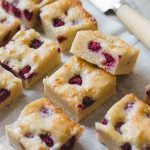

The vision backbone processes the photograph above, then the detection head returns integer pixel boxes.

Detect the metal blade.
[89,0,121,12]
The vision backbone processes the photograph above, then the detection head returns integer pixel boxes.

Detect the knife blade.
[91,0,121,12]
[88,0,150,49]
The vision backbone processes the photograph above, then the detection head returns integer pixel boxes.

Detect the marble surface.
[0,0,150,149]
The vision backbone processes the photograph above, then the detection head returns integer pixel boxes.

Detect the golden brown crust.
[21,98,68,118]
[17,0,55,9]
[21,98,83,137]
[54,0,96,24]
[41,0,97,26]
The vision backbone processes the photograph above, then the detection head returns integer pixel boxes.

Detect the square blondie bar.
[0,29,60,89]
[44,56,116,122]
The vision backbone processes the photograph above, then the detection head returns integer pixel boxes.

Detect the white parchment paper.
[0,0,150,149]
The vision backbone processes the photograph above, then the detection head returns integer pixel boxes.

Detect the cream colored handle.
[116,4,150,49]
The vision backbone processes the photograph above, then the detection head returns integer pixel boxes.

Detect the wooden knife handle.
[116,4,150,49]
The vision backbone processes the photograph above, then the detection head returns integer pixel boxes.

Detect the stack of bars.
[0,0,144,150]
[44,30,139,122]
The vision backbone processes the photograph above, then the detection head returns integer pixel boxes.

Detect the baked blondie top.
[6,98,83,150]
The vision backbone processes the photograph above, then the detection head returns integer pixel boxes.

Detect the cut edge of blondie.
[0,66,23,110]
[70,30,139,75]
[44,78,116,122]
[0,78,23,110]
[23,51,61,89]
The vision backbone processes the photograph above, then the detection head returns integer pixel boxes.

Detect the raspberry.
[101,118,108,125]
[88,40,101,52]
[53,18,65,27]
[120,143,132,150]
[60,136,76,150]
[102,52,115,67]
[40,133,54,147]
[82,96,95,109]
[125,102,134,111]
[29,39,43,49]
[2,0,10,12]
[69,75,82,86]
[115,122,124,134]
[11,5,22,18]
[0,89,10,103]
[23,9,33,21]
[57,35,67,43]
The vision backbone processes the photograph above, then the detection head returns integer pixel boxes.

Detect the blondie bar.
[71,30,139,75]
[44,56,116,122]
[6,98,83,150]
[40,0,97,52]
[0,29,60,89]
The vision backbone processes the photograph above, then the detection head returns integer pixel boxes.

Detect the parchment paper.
[0,0,150,149]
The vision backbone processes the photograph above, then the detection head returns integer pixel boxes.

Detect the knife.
[89,0,150,49]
